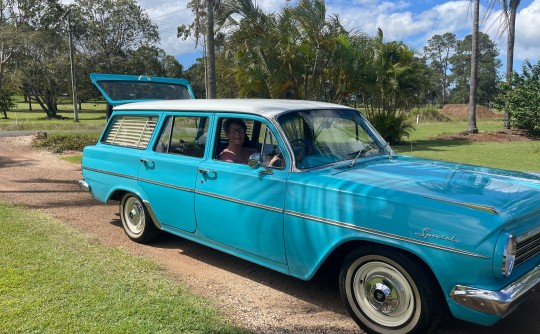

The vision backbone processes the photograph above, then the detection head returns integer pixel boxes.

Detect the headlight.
[502,234,516,276]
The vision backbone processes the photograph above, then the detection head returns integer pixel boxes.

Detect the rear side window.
[155,116,209,158]
[102,115,158,149]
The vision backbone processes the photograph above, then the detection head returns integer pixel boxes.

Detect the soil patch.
[441,104,498,118]
[436,128,539,142]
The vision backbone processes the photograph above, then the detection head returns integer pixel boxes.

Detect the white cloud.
[514,0,540,64]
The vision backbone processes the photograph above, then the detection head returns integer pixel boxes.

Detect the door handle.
[139,158,154,164]
[198,168,216,174]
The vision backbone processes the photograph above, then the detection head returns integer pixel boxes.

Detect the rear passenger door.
[138,113,211,233]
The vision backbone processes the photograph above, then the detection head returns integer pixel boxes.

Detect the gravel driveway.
[1,135,539,334]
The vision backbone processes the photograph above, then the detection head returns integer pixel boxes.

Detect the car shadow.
[108,217,540,334]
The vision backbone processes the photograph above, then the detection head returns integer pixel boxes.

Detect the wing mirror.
[248,153,273,175]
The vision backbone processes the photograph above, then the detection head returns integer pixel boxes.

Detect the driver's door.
[194,115,289,269]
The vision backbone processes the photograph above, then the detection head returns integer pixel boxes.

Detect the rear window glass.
[102,115,158,149]
[97,81,192,101]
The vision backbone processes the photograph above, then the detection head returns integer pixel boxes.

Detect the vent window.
[102,116,158,149]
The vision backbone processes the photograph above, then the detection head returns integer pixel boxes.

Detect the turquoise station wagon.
[80,76,540,334]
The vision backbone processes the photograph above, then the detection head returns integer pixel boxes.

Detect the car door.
[194,115,289,266]
[138,113,211,233]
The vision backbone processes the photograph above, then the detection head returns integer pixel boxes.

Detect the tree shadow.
[0,156,37,169]
[394,138,472,153]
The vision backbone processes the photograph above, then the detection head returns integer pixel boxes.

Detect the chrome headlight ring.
[502,234,516,277]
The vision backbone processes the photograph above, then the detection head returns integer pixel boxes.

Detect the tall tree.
[178,0,227,98]
[448,33,501,106]
[206,0,216,98]
[501,0,522,129]
[424,33,457,105]
[468,0,480,134]
[12,0,68,118]
[72,0,159,73]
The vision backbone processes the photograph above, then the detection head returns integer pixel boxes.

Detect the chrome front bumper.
[450,264,540,317]
[78,180,90,192]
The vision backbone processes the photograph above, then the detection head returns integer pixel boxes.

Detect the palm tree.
[501,0,522,128]
[206,0,216,98]
[467,0,479,134]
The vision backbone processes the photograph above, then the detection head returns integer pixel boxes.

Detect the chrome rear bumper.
[78,180,90,192]
[450,264,540,317]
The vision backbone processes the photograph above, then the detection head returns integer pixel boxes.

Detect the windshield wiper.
[382,142,393,159]
[349,148,366,167]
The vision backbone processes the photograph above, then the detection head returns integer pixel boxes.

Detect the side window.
[155,116,209,158]
[259,124,286,169]
[102,115,158,149]
[214,118,256,163]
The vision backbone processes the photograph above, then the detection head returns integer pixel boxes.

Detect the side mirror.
[248,153,273,175]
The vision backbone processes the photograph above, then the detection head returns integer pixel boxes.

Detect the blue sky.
[138,1,540,71]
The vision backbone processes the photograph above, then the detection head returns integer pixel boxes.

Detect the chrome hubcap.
[124,197,144,234]
[353,261,414,327]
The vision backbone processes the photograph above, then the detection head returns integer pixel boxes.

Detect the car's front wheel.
[119,193,159,243]
[339,246,443,334]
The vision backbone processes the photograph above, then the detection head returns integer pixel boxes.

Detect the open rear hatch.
[90,73,195,106]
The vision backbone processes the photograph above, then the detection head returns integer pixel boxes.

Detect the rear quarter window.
[102,115,158,149]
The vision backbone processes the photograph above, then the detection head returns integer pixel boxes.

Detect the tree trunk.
[504,0,520,129]
[467,0,479,134]
[206,0,217,99]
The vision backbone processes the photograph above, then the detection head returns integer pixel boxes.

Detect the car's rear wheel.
[339,246,442,334]
[119,193,159,243]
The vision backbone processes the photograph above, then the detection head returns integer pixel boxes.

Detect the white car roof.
[114,99,354,118]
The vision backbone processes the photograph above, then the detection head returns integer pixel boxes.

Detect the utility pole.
[64,8,79,122]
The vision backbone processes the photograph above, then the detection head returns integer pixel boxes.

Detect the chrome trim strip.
[195,190,283,213]
[82,166,138,181]
[142,200,162,229]
[422,196,499,215]
[138,178,194,193]
[450,264,540,316]
[285,210,489,259]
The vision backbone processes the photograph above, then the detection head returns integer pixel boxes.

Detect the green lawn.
[0,202,246,334]
[393,119,540,172]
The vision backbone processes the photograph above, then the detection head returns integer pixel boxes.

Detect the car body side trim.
[423,196,499,215]
[285,210,489,259]
[83,166,138,181]
[195,190,283,213]
[84,167,488,259]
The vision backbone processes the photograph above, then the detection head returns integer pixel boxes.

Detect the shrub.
[33,133,99,153]
[413,107,451,122]
[368,112,415,144]
[495,60,540,132]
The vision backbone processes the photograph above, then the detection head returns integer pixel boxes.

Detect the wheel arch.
[320,240,447,302]
[108,188,161,230]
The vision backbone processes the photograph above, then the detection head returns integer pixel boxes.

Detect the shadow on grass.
[394,138,472,153]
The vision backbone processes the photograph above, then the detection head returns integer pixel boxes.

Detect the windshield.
[278,109,389,169]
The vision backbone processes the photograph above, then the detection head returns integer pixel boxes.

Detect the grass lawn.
[0,202,246,334]
[393,119,540,172]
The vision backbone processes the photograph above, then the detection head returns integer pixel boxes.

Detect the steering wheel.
[290,138,309,162]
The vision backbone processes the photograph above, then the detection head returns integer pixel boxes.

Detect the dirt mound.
[441,104,498,118]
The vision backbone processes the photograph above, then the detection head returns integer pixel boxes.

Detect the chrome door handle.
[198,168,216,174]
[139,158,154,164]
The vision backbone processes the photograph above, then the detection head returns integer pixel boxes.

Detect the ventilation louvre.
[103,116,158,149]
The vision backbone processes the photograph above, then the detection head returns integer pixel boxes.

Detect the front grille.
[515,228,540,266]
